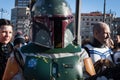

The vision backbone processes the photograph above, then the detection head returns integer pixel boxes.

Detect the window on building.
[83,18,85,21]
[86,22,89,25]
[87,18,89,21]
[95,19,98,21]
[91,18,93,21]
[82,36,84,39]
[86,36,89,38]
[100,19,102,21]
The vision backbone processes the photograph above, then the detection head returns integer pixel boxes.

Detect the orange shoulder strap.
[2,57,19,80]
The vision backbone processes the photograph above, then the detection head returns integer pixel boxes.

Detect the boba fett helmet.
[31,0,75,48]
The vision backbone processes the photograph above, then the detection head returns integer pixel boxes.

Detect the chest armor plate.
[23,55,83,80]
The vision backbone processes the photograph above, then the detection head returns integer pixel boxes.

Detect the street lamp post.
[103,0,106,22]
[75,0,81,45]
[0,8,7,18]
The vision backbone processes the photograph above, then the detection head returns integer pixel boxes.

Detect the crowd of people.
[0,16,120,80]
[0,19,120,80]
[0,2,120,79]
[0,18,120,80]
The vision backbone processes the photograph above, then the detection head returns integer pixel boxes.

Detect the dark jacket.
[0,42,13,79]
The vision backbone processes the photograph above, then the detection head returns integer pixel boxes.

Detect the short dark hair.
[0,18,13,28]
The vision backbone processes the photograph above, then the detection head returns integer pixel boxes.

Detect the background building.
[111,17,120,38]
[80,11,114,41]
[15,0,30,7]
[11,0,30,36]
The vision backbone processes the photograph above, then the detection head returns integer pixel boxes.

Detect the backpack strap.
[14,48,24,70]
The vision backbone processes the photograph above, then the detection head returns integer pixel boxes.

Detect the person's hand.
[94,59,114,74]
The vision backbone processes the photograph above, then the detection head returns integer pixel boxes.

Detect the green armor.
[23,55,84,80]
[18,0,86,79]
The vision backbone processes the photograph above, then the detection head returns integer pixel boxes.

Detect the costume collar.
[21,43,81,53]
